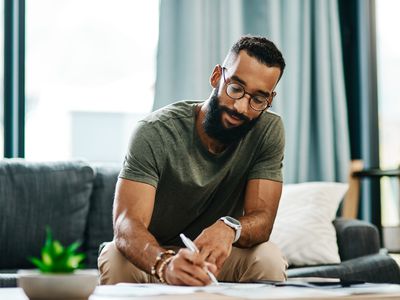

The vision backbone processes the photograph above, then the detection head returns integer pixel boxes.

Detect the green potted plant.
[29,227,86,273]
[17,228,98,300]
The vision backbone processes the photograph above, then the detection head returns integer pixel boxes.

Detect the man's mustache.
[219,106,250,122]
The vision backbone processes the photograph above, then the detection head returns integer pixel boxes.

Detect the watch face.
[220,216,241,243]
[225,216,240,226]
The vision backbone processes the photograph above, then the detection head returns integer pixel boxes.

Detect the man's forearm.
[236,210,275,248]
[114,217,165,274]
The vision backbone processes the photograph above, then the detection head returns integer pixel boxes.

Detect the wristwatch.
[219,216,242,243]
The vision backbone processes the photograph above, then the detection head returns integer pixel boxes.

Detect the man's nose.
[233,94,250,114]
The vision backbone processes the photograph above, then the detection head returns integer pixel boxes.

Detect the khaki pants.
[98,241,288,284]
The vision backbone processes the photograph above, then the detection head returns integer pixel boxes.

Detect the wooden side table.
[352,167,400,246]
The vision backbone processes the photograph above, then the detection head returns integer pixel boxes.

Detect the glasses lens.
[226,83,244,99]
[250,96,269,110]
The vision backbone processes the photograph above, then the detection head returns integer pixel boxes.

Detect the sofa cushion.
[270,182,348,266]
[0,271,18,287]
[84,163,120,268]
[0,159,94,269]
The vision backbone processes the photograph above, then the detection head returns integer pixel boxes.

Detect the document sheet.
[92,282,400,299]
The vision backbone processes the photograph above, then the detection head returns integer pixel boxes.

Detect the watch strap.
[219,216,241,243]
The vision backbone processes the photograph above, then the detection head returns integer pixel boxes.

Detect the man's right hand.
[164,249,217,286]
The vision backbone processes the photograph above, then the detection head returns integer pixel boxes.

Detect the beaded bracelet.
[150,250,176,280]
[157,255,174,284]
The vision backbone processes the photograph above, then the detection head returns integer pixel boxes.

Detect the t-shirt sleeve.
[247,116,285,182]
[119,121,164,188]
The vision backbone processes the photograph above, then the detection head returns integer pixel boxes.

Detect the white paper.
[93,285,163,297]
[216,285,348,299]
[92,282,400,299]
[93,282,266,297]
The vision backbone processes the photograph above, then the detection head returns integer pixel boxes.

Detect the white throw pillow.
[269,182,348,266]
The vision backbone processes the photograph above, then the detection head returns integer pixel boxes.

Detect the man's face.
[203,51,281,144]
[203,88,259,144]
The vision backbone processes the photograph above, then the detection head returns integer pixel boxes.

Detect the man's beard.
[202,89,260,145]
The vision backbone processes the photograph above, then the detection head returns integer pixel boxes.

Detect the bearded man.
[99,35,288,285]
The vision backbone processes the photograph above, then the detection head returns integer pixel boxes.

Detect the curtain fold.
[154,0,350,183]
[154,0,245,109]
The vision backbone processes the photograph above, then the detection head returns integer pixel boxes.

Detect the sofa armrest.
[287,253,400,283]
[334,217,381,261]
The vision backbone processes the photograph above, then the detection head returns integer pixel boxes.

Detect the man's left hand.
[193,220,235,272]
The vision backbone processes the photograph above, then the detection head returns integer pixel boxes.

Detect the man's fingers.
[205,249,226,270]
[175,270,209,286]
[204,250,216,264]
[215,254,226,271]
[169,266,208,286]
[197,246,212,262]
[204,261,218,275]
[169,252,212,286]
[197,241,231,266]
[179,263,211,285]
[179,249,206,267]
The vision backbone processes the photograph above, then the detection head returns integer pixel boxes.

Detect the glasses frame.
[221,67,275,111]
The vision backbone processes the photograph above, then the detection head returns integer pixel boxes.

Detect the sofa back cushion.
[0,159,94,269]
[84,163,119,268]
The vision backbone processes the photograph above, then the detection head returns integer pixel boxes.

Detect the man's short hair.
[227,35,286,79]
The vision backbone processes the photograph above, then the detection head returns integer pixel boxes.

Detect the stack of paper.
[92,281,400,299]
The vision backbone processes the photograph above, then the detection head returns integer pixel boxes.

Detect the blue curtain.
[154,0,350,183]
[154,0,245,108]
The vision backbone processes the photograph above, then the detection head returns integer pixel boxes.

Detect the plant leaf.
[28,227,86,273]
[66,241,82,254]
[66,254,86,269]
[29,257,50,272]
[52,240,64,256]
[41,251,52,266]
[44,226,53,249]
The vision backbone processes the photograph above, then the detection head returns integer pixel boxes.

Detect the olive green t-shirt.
[120,100,285,245]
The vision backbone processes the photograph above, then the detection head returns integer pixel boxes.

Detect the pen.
[179,233,219,285]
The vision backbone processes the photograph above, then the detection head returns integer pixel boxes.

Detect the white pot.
[17,269,98,300]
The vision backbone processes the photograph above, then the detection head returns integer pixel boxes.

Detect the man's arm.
[113,178,215,285]
[194,178,282,270]
[113,178,161,273]
[236,178,282,247]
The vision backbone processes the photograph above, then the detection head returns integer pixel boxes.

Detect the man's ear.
[209,64,222,88]
[268,92,277,108]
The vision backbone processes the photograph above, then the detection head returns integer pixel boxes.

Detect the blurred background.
[1,0,399,237]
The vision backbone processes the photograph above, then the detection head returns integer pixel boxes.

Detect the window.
[376,0,400,226]
[25,0,159,162]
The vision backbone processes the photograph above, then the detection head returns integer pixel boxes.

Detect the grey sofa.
[1,159,399,287]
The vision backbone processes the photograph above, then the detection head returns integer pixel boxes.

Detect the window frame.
[4,0,25,158]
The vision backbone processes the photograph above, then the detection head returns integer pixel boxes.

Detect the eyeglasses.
[222,67,275,111]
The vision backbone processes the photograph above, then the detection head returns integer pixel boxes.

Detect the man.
[99,35,287,285]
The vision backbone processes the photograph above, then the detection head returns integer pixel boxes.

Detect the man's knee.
[98,241,125,284]
[98,241,150,284]
[239,241,288,282]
